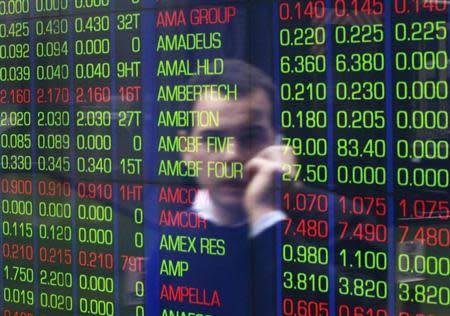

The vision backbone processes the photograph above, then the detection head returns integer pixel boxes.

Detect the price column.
[331,0,390,314]
[277,1,331,315]
[0,183,35,316]
[34,14,71,175]
[73,2,116,315]
[75,181,115,316]
[73,12,113,179]
[392,1,450,315]
[0,3,35,315]
[32,3,75,312]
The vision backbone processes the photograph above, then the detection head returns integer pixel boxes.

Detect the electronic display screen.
[0,0,448,315]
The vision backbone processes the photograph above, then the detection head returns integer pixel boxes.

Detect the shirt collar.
[192,189,246,227]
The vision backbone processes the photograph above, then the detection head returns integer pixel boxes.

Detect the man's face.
[184,88,275,211]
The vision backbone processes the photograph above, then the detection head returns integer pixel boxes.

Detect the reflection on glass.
[0,1,448,316]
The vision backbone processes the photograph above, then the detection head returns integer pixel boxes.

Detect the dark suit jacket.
[159,219,278,316]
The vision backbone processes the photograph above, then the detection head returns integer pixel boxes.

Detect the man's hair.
[188,59,274,99]
[184,59,275,132]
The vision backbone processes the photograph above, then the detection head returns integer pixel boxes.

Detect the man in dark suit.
[160,59,388,316]
[160,60,290,316]
[181,60,290,236]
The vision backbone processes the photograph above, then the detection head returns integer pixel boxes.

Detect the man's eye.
[201,131,225,138]
[239,132,265,146]
[238,134,252,145]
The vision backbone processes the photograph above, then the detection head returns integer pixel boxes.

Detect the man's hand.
[244,145,295,226]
